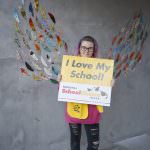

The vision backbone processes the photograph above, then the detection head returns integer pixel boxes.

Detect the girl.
[58,36,114,150]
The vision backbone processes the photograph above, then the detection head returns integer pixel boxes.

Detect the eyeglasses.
[80,46,94,52]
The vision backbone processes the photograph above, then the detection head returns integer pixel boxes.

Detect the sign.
[58,55,114,106]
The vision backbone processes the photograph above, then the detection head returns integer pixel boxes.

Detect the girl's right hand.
[57,74,62,82]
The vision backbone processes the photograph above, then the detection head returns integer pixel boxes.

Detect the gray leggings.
[69,123,100,150]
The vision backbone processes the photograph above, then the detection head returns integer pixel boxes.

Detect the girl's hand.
[110,78,115,87]
[57,74,62,82]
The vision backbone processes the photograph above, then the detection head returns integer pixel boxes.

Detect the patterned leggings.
[69,123,100,150]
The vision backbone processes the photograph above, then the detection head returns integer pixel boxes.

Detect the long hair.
[74,36,99,58]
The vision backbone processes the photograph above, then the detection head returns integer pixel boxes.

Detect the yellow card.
[61,55,114,86]
[58,55,114,106]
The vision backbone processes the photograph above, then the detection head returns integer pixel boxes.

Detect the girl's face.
[79,41,94,57]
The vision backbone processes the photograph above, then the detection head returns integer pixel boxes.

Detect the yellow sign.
[61,55,114,86]
[58,55,114,106]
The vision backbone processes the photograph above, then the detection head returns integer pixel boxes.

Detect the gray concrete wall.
[0,0,150,149]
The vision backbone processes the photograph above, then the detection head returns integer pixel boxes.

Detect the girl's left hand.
[110,78,115,87]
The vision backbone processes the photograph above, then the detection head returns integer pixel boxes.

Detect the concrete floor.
[102,134,150,150]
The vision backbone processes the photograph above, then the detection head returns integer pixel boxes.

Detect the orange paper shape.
[34,43,41,54]
[56,35,62,46]
[29,18,36,31]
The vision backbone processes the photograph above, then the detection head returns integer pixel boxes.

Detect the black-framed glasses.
[80,46,94,52]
